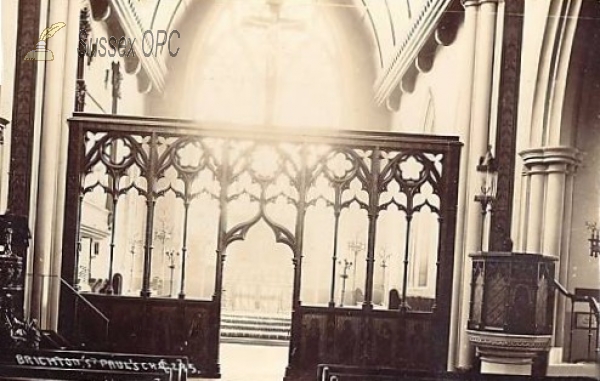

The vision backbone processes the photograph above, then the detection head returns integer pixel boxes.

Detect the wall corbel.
[385,84,402,112]
[89,0,110,22]
[435,0,464,46]
[137,69,153,95]
[86,0,166,95]
[124,51,141,75]
[415,37,438,73]
[400,62,418,93]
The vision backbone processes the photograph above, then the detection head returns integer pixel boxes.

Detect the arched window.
[182,1,343,129]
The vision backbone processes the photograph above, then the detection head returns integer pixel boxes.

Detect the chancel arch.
[152,0,389,131]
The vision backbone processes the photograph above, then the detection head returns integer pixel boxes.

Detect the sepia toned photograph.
[0,0,598,380]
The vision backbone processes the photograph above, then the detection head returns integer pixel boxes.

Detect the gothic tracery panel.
[63,115,461,375]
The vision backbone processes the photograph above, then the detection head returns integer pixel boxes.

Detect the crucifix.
[165,250,179,297]
[348,236,365,304]
[128,237,143,293]
[243,0,304,126]
[338,259,353,307]
[154,212,172,295]
[378,247,392,301]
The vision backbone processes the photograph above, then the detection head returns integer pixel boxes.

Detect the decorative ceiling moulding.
[124,52,142,75]
[137,69,153,95]
[374,0,464,105]
[415,37,438,73]
[435,0,464,46]
[87,0,166,94]
[385,85,402,112]
[90,0,111,22]
[400,62,418,93]
[109,0,166,92]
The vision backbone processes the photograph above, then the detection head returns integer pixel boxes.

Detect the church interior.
[0,0,599,380]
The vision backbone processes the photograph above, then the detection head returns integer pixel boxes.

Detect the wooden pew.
[316,364,600,381]
[0,349,190,380]
[317,364,434,381]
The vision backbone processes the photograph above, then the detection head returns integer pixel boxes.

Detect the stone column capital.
[519,146,581,172]
[462,0,499,8]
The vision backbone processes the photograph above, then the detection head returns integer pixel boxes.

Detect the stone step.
[547,347,599,380]
[547,363,599,379]
[220,312,291,343]
[221,328,290,340]
[221,323,290,333]
[221,317,290,327]
[219,336,290,347]
[221,313,291,324]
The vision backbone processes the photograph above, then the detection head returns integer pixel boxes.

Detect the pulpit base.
[467,330,552,376]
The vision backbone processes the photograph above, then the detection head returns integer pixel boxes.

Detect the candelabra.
[347,237,365,305]
[154,214,172,295]
[87,241,99,283]
[339,258,353,307]
[378,248,392,303]
[165,250,179,297]
[128,237,143,293]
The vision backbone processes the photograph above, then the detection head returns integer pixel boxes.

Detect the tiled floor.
[200,342,289,381]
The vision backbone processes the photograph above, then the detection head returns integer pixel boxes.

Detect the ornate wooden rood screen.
[59,113,461,379]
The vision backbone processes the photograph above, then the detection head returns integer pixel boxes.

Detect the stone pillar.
[30,0,71,329]
[542,163,568,256]
[447,0,478,368]
[520,147,580,256]
[524,163,545,253]
[455,0,499,370]
[47,0,81,331]
[519,147,580,348]
[556,165,575,347]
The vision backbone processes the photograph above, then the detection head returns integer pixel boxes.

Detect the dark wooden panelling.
[8,0,42,217]
[74,295,219,378]
[290,307,436,376]
[468,252,556,335]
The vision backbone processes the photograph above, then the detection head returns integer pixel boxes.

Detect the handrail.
[553,278,585,302]
[60,278,109,326]
[553,278,570,296]
[588,296,600,318]
[553,277,599,322]
[553,278,599,361]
